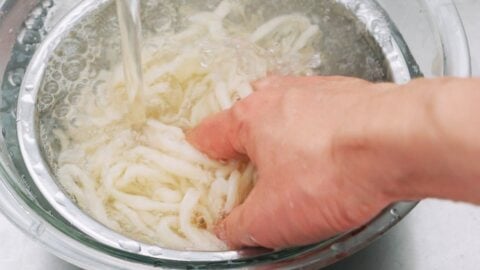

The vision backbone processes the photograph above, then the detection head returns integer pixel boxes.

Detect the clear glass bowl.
[0,0,470,269]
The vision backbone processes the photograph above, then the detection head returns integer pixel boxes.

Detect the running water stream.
[115,0,146,124]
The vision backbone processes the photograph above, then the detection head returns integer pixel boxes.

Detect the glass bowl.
[0,0,470,269]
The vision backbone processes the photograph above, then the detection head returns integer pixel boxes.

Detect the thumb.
[215,186,263,249]
[187,104,249,160]
[215,204,256,248]
[215,181,286,249]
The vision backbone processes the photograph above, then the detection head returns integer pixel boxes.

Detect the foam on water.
[37,0,387,171]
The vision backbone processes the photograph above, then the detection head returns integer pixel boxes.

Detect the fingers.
[188,75,372,161]
[215,204,256,248]
[215,180,290,249]
[215,186,269,249]
[187,86,271,161]
[187,109,246,160]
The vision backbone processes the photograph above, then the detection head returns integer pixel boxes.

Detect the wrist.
[332,84,417,205]
[333,79,455,204]
[349,78,480,204]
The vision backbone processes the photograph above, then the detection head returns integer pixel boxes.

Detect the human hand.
[188,76,409,249]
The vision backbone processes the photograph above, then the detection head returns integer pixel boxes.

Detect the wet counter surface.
[0,0,479,269]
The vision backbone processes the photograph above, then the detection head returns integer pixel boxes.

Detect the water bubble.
[40,132,48,142]
[54,192,68,206]
[53,105,71,118]
[354,3,367,13]
[52,71,62,80]
[7,68,25,86]
[370,19,383,35]
[67,90,81,105]
[44,81,59,94]
[88,66,100,79]
[42,0,54,8]
[14,51,29,64]
[39,93,54,107]
[118,240,141,253]
[24,16,44,30]
[69,117,81,128]
[37,103,47,112]
[61,57,86,81]
[57,37,88,57]
[23,44,37,54]
[17,28,41,44]
[30,7,46,18]
[379,35,394,54]
[143,1,175,33]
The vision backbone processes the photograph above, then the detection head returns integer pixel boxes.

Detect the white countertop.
[1,0,479,269]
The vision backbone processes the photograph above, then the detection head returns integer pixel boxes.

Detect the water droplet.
[118,240,141,253]
[370,19,383,35]
[354,3,366,13]
[11,110,17,120]
[379,35,394,54]
[7,68,24,86]
[29,221,45,236]
[390,208,400,220]
[308,53,322,69]
[30,7,46,18]
[24,84,35,92]
[330,243,343,252]
[54,192,67,206]
[148,247,163,256]
[42,0,54,8]
[24,16,44,30]
[17,28,41,44]
[23,43,37,54]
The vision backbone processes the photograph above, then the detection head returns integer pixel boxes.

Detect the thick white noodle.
[54,0,320,251]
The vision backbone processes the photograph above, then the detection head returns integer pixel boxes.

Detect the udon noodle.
[55,0,320,250]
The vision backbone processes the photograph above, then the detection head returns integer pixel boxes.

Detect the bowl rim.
[4,0,468,268]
